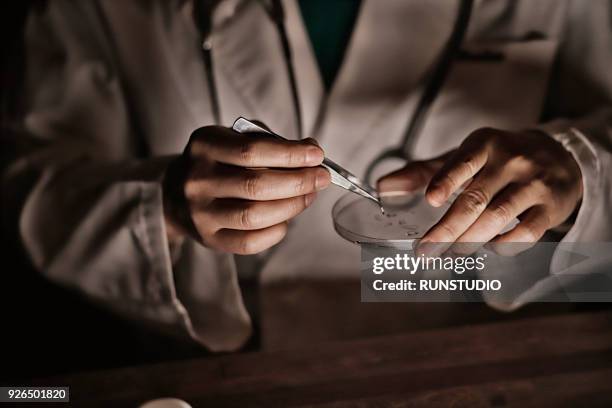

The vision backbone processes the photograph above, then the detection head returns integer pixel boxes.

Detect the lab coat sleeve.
[480,109,612,309]
[482,1,612,308]
[2,2,251,351]
[539,109,612,243]
[536,0,612,244]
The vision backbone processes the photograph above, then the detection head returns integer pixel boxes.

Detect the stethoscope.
[194,0,474,185]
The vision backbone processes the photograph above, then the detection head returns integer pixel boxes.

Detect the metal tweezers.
[232,117,381,206]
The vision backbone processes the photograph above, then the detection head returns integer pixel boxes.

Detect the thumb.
[377,150,454,194]
[250,119,272,132]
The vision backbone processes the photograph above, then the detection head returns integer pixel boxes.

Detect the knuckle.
[436,173,457,194]
[243,172,264,198]
[508,154,531,171]
[461,188,489,215]
[527,177,543,190]
[237,203,258,229]
[184,177,210,201]
[285,146,306,167]
[239,140,258,166]
[540,212,552,230]
[296,195,308,211]
[290,196,306,216]
[489,201,513,226]
[529,177,553,201]
[190,127,215,151]
[187,139,203,157]
[461,157,478,177]
[189,127,208,144]
[183,178,198,200]
[296,171,317,194]
[540,179,555,198]
[524,156,542,171]
[519,223,540,242]
[519,212,550,242]
[293,173,308,195]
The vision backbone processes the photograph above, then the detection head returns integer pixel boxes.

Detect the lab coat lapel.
[283,0,326,140]
[99,0,214,155]
[212,0,299,139]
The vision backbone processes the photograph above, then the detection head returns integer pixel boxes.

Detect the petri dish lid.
[332,191,455,248]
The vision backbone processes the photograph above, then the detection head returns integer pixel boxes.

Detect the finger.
[451,182,544,254]
[489,205,550,255]
[242,120,321,148]
[211,222,288,255]
[418,166,511,255]
[202,194,316,231]
[377,151,453,194]
[190,126,324,168]
[426,139,488,207]
[185,165,331,201]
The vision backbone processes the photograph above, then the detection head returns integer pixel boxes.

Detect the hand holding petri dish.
[332,191,455,248]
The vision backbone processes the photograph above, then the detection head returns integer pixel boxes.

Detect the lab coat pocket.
[414,39,559,159]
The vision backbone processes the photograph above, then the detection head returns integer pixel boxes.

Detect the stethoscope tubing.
[364,0,473,184]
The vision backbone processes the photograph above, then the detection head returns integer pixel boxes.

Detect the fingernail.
[315,169,331,191]
[426,187,445,207]
[304,192,317,206]
[378,177,414,194]
[306,146,324,165]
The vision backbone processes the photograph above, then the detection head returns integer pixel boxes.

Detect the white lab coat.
[4,0,612,351]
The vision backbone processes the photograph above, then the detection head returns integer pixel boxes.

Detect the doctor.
[5,0,612,351]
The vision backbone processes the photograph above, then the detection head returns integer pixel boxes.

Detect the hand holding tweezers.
[232,117,381,207]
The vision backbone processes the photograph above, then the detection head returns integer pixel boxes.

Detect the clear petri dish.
[332,191,455,248]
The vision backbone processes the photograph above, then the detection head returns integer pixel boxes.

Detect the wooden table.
[31,311,612,407]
